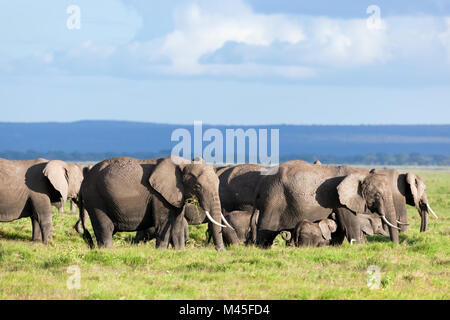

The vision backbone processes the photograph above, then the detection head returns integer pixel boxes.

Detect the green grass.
[0,171,449,300]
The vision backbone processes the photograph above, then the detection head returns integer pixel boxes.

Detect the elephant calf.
[288,219,338,247]
[335,210,390,244]
[133,218,189,246]
[206,210,259,246]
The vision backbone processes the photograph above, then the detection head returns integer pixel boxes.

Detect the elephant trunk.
[206,195,225,251]
[418,197,438,232]
[281,231,292,241]
[419,203,429,232]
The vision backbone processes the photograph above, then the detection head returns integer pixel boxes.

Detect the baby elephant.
[355,213,389,243]
[133,218,189,246]
[291,219,338,247]
[207,210,259,246]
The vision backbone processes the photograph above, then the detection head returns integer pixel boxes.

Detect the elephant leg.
[134,227,156,244]
[31,216,42,242]
[88,208,114,248]
[256,230,279,248]
[204,225,213,245]
[70,200,77,213]
[31,198,53,244]
[156,218,172,250]
[222,227,240,246]
[335,208,364,244]
[184,220,189,245]
[330,226,345,246]
[170,213,186,250]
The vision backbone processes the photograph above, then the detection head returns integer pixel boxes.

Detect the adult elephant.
[216,163,268,213]
[216,163,268,245]
[0,158,84,244]
[134,163,267,246]
[79,156,228,250]
[254,160,402,248]
[376,169,437,233]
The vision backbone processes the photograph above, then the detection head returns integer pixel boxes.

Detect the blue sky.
[0,0,449,125]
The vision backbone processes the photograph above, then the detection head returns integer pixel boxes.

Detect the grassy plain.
[0,171,448,300]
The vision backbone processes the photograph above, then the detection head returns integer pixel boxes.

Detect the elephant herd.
[0,156,438,251]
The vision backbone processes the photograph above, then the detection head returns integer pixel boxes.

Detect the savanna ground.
[0,170,449,300]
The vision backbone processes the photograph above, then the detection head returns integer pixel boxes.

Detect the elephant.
[310,162,437,233]
[216,163,268,213]
[206,210,259,246]
[287,218,338,247]
[78,156,230,250]
[356,213,390,241]
[0,158,84,244]
[323,212,389,245]
[133,217,189,246]
[374,169,437,233]
[134,163,267,245]
[254,160,404,248]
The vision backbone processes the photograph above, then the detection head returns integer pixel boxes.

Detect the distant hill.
[0,121,449,164]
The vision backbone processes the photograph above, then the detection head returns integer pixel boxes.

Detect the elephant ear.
[406,173,426,209]
[319,220,334,240]
[82,165,92,178]
[149,157,185,208]
[327,219,337,233]
[43,160,69,203]
[360,216,374,236]
[337,173,366,214]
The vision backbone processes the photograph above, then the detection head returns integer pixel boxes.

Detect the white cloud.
[157,0,305,75]
[439,18,450,60]
[2,0,450,81]
[298,16,390,67]
[0,0,142,62]
[67,41,117,59]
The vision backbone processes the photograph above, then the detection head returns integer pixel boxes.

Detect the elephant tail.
[280,231,292,241]
[78,194,94,249]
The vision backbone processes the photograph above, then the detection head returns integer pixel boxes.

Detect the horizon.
[1,120,450,127]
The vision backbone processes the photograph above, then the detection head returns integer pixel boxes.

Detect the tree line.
[1,150,449,166]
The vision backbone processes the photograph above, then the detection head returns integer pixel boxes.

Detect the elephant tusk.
[382,216,401,230]
[221,213,234,230]
[205,211,227,228]
[427,204,438,219]
[396,220,409,226]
